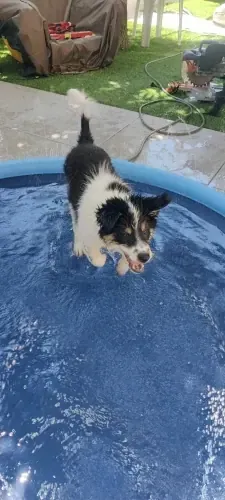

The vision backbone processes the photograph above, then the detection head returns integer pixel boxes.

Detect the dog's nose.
[137,252,150,264]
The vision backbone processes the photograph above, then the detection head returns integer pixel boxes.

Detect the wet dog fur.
[64,89,171,275]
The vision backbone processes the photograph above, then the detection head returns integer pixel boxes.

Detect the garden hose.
[128,53,205,162]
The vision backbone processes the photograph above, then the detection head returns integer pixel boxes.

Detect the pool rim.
[0,157,225,217]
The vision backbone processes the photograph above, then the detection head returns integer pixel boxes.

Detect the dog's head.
[96,192,171,273]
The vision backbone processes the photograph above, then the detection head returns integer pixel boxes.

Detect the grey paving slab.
[0,82,138,147]
[103,115,225,185]
[209,165,225,192]
[1,81,225,192]
[0,127,68,161]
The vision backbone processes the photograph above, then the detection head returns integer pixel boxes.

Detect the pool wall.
[0,157,225,217]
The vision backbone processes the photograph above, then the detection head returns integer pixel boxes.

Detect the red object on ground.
[166,81,180,94]
[48,22,74,34]
[48,22,94,41]
[50,31,94,40]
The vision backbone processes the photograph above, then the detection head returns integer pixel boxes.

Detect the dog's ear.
[144,193,171,217]
[132,193,171,219]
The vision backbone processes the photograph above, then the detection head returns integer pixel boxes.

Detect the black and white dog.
[64,89,171,275]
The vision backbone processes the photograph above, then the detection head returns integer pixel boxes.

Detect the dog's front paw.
[116,257,129,276]
[90,251,106,268]
[73,241,84,257]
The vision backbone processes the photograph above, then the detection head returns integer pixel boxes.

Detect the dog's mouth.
[125,254,144,274]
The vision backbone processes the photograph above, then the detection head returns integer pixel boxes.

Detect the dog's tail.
[67,88,94,145]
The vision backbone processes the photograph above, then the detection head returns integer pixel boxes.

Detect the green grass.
[1,24,225,132]
[165,0,223,20]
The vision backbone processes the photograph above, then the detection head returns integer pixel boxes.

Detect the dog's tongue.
[128,259,144,273]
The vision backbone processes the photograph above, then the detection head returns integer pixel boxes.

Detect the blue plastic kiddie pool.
[0,157,225,499]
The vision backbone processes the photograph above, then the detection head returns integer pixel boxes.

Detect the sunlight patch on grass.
[0,50,10,60]
[108,81,121,89]
[164,0,223,20]
[138,88,166,100]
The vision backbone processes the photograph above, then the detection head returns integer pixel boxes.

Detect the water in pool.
[0,178,225,500]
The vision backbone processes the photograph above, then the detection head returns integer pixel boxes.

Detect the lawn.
[165,0,223,19]
[1,22,225,132]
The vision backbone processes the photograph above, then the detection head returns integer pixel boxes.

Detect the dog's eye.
[139,220,151,239]
[140,221,150,235]
[140,221,147,233]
